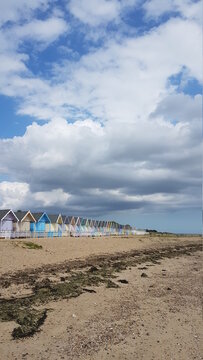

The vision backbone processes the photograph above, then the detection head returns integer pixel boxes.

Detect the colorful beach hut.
[64,216,72,235]
[0,209,18,238]
[75,217,82,236]
[61,216,68,235]
[88,219,94,236]
[15,210,36,237]
[80,218,87,236]
[47,214,63,237]
[65,216,77,236]
[93,220,99,236]
[30,212,51,237]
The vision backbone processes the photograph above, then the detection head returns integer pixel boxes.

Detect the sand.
[0,234,200,274]
[0,235,202,360]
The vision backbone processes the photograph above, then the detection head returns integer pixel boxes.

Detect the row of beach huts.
[0,209,141,239]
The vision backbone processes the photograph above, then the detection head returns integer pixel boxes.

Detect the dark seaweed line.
[0,241,201,289]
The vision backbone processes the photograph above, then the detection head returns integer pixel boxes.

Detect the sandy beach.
[0,234,200,274]
[0,234,202,359]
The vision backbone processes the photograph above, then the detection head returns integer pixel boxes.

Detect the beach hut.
[111,221,118,235]
[14,210,36,238]
[115,222,119,235]
[88,219,94,236]
[75,217,82,236]
[71,216,79,236]
[102,221,107,235]
[84,218,91,236]
[61,215,67,236]
[110,221,115,235]
[47,214,63,237]
[97,220,103,236]
[0,209,18,238]
[124,224,132,235]
[93,220,99,236]
[118,224,123,235]
[63,216,72,236]
[67,216,77,236]
[80,218,87,236]
[77,217,84,236]
[105,221,110,235]
[99,221,105,235]
[30,212,51,237]
[91,220,95,236]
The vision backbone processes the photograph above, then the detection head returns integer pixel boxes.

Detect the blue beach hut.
[30,212,51,237]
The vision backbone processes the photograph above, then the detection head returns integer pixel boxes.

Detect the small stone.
[141,272,148,278]
[88,266,98,273]
[118,279,129,284]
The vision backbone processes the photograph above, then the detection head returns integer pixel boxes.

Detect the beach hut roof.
[31,212,43,221]
[47,214,62,223]
[0,209,11,221]
[65,216,72,224]
[61,214,66,222]
[0,209,18,222]
[14,210,36,222]
[81,218,86,225]
[32,212,51,223]
[76,217,81,225]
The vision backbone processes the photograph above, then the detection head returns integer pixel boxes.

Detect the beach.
[0,234,201,359]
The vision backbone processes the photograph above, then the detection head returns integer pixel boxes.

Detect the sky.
[0,0,202,233]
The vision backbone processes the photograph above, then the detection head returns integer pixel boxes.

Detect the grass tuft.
[22,242,42,250]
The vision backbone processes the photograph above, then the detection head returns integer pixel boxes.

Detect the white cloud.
[69,0,121,26]
[13,17,69,44]
[0,181,71,210]
[0,182,29,209]
[68,0,139,26]
[33,189,71,207]
[0,0,51,26]
[143,0,202,25]
[11,17,200,124]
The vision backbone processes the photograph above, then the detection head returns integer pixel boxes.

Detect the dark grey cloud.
[0,106,201,216]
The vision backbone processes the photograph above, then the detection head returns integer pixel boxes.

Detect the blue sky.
[0,0,202,233]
